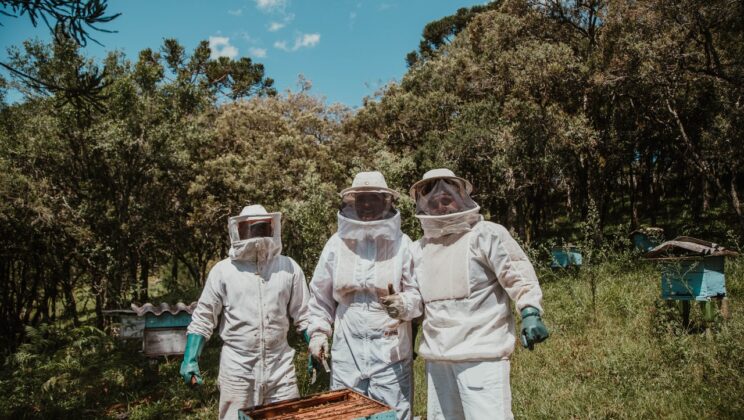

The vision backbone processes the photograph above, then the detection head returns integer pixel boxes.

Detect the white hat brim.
[409,175,473,199]
[340,186,401,199]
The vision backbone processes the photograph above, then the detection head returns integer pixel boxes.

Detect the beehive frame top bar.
[243,389,394,420]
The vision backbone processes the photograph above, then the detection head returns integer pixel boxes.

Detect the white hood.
[227,205,283,262]
[337,210,402,241]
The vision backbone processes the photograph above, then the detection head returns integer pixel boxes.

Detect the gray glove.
[380,294,405,319]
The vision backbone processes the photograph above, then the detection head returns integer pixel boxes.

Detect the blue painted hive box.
[551,245,582,268]
[659,257,726,301]
[644,236,738,302]
[238,388,396,420]
[629,227,664,253]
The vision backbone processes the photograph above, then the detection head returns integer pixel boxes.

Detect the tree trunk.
[93,275,105,329]
[629,166,639,229]
[730,174,744,233]
[139,259,149,302]
[171,257,178,283]
[61,260,79,325]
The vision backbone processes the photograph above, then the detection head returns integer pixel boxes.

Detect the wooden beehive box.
[551,244,582,269]
[102,309,145,339]
[629,227,664,253]
[131,302,197,357]
[238,389,396,420]
[659,257,726,301]
[644,236,738,302]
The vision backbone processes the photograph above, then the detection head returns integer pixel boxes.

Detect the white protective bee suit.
[410,169,545,420]
[307,172,422,420]
[187,205,310,419]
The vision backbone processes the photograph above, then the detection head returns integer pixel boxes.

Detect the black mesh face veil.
[414,178,478,216]
[230,217,274,241]
[340,192,396,221]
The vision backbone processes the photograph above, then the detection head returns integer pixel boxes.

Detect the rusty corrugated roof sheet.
[643,236,739,260]
[130,302,198,316]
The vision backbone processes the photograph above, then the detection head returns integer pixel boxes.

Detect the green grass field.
[2,254,743,419]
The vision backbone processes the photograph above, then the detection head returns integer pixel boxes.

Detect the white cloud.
[297,33,320,48]
[268,21,285,32]
[208,36,239,59]
[228,8,243,16]
[249,47,267,58]
[274,33,321,52]
[255,0,286,12]
[267,13,294,32]
[349,11,357,29]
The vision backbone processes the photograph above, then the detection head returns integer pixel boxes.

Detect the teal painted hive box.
[145,311,192,328]
[660,257,726,301]
[551,245,582,268]
[238,389,396,419]
[132,302,197,357]
[629,227,664,253]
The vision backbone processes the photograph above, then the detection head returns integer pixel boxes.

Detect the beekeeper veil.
[227,204,282,262]
[410,169,481,238]
[334,171,403,302]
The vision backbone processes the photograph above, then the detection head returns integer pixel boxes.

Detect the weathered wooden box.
[142,311,193,357]
[238,389,396,420]
[660,257,726,301]
[103,309,145,339]
[551,245,582,268]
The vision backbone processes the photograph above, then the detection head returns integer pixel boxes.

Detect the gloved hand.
[302,329,311,345]
[307,352,315,378]
[520,306,549,350]
[380,294,406,319]
[309,333,329,361]
[180,333,206,385]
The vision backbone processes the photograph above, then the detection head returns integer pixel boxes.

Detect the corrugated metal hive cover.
[644,236,739,260]
[130,302,197,317]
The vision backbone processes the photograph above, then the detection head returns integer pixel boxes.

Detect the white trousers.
[217,376,299,420]
[216,345,300,420]
[426,359,513,420]
[332,359,413,420]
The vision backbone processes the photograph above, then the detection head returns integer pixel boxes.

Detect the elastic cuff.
[520,306,541,319]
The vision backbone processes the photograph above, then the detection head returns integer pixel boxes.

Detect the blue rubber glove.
[520,307,549,350]
[302,329,311,345]
[180,333,206,385]
[307,352,315,378]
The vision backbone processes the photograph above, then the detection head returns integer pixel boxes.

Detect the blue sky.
[1,0,488,108]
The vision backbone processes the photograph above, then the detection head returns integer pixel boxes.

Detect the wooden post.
[681,301,691,328]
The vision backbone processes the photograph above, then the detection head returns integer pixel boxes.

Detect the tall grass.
[1,254,742,419]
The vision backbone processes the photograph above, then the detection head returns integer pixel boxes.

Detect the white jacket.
[307,211,423,367]
[412,220,543,361]
[187,255,309,387]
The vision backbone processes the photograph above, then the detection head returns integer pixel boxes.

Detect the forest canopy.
[1,0,743,350]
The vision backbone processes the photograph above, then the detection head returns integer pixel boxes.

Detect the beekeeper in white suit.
[180,204,311,420]
[393,168,549,420]
[307,171,422,420]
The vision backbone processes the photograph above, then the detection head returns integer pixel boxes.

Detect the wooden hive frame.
[239,389,396,420]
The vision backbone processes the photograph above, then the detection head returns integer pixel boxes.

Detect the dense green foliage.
[1,0,744,418]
